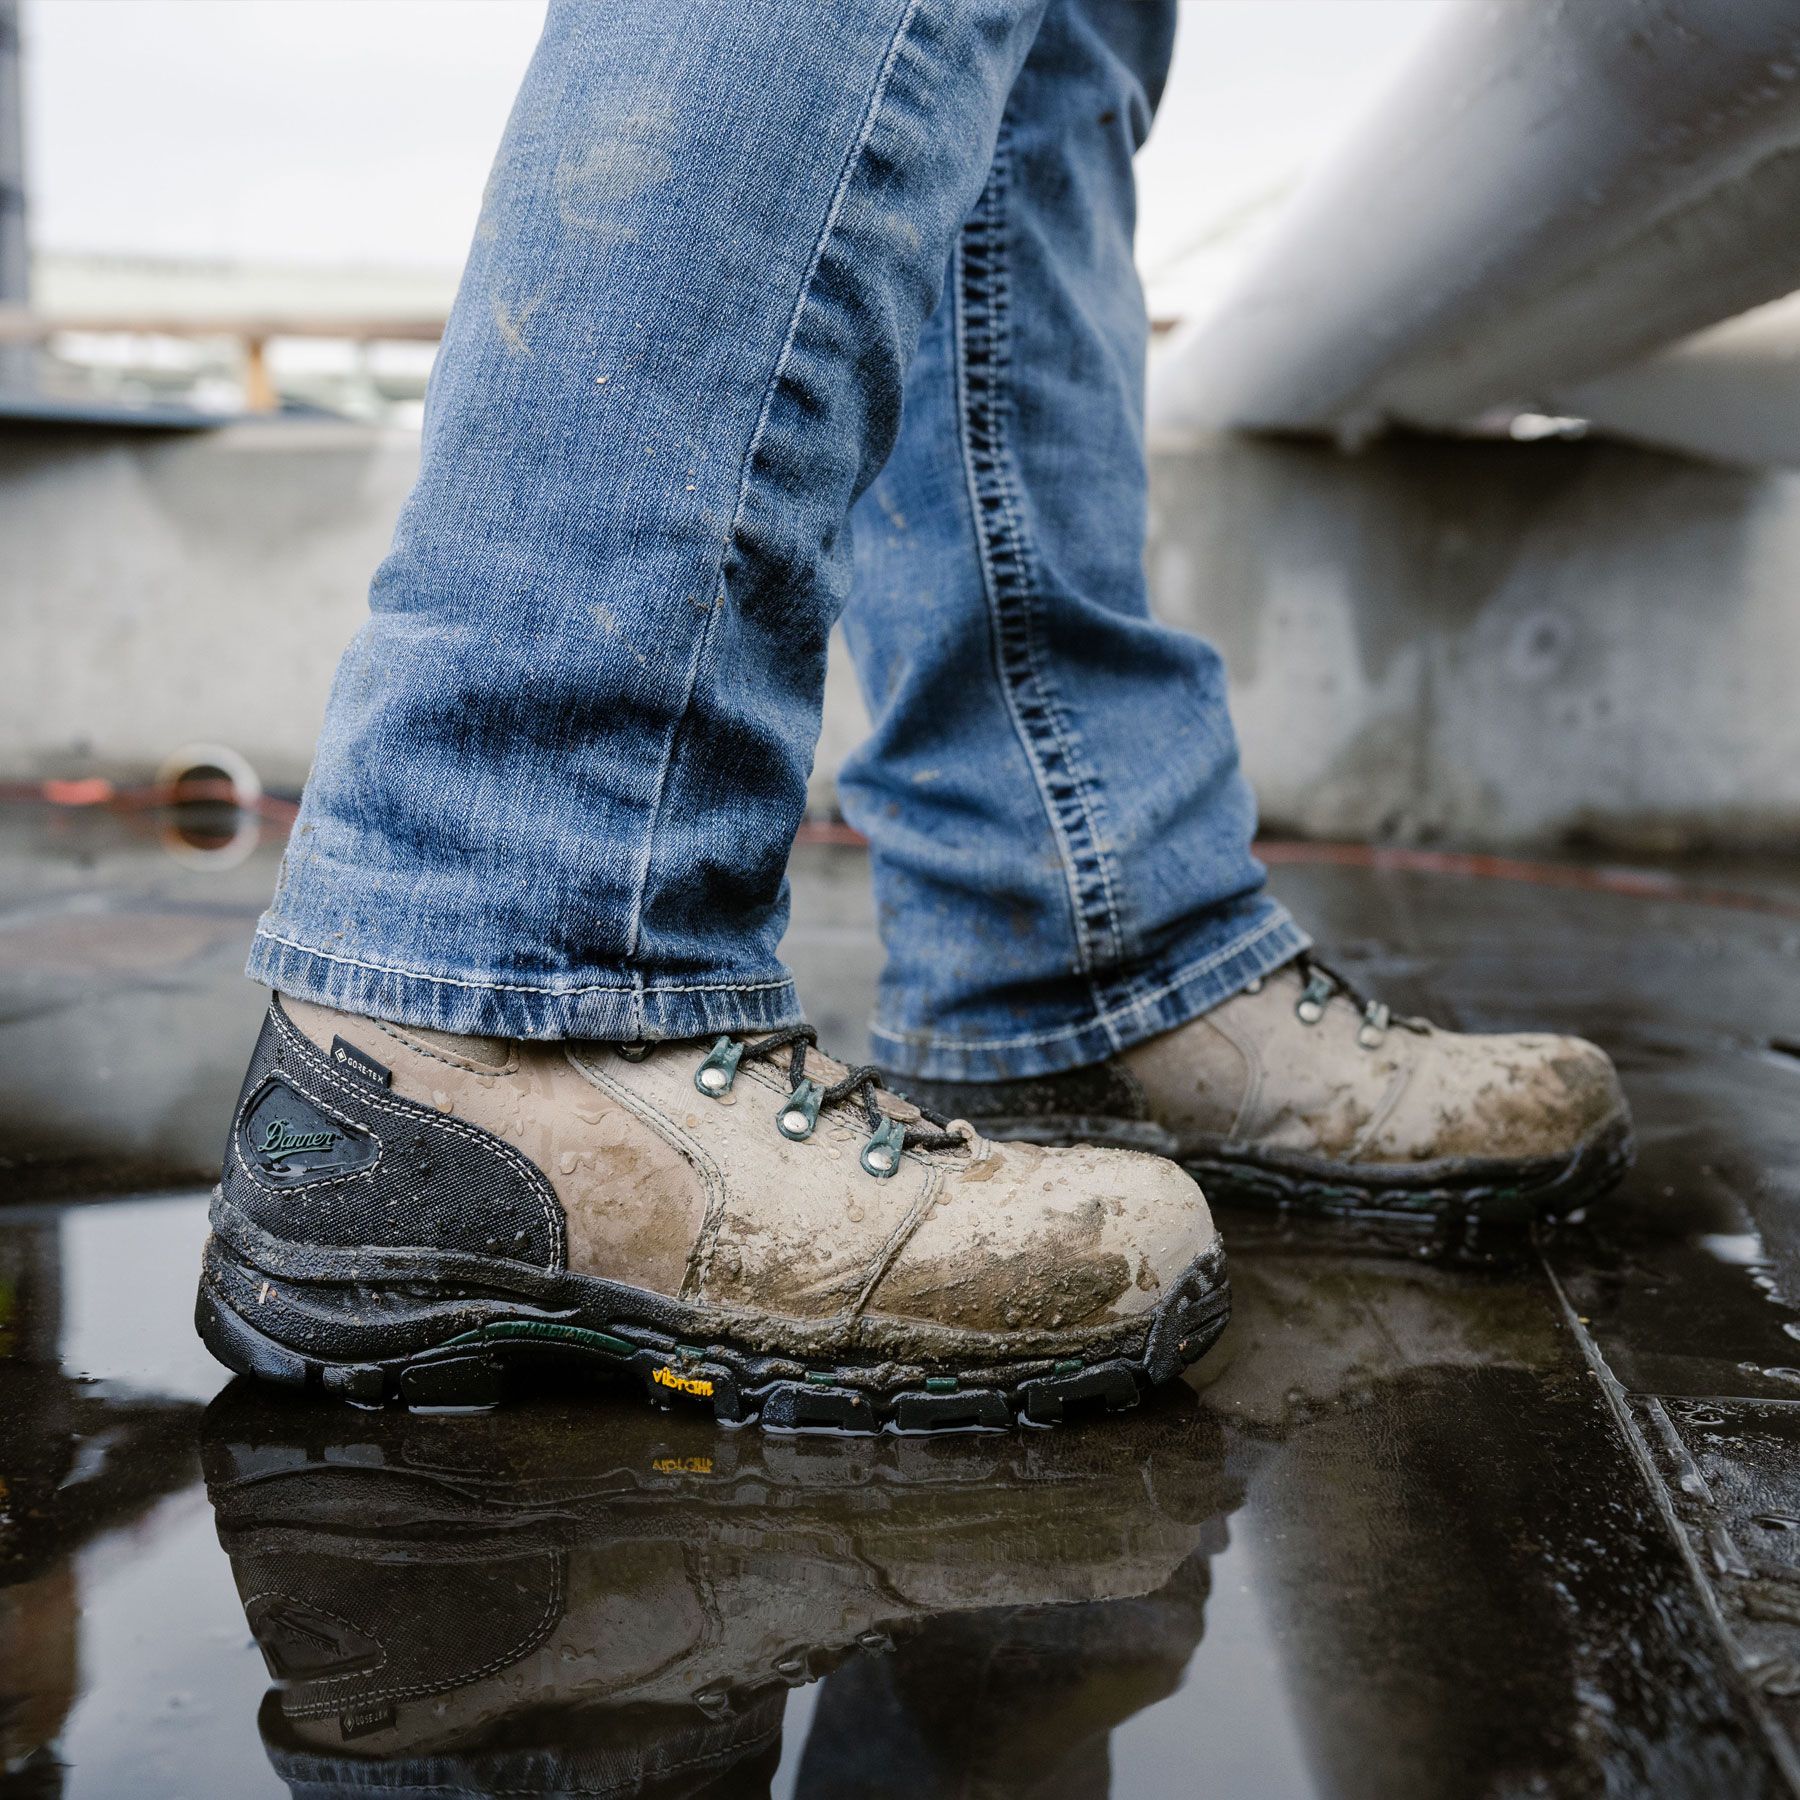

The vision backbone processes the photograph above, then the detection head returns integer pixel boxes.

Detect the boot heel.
[195,1277,312,1389]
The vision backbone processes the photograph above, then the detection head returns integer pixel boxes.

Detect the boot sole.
[195,1200,1230,1432]
[1181,1107,1635,1229]
[966,1110,1634,1237]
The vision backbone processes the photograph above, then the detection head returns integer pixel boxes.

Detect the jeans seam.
[868,910,1297,1053]
[626,0,925,986]
[952,127,1126,979]
[252,928,795,1000]
[724,0,926,563]
[621,597,724,971]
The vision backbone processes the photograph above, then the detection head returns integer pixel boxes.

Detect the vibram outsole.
[195,1216,1229,1433]
[1183,1108,1635,1232]
[962,1109,1633,1247]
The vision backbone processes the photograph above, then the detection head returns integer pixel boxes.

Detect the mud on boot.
[196,997,1228,1427]
[887,954,1634,1240]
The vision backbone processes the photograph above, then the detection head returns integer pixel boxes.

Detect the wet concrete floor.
[4,801,1800,1796]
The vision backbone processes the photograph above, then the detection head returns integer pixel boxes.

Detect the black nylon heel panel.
[218,1002,565,1270]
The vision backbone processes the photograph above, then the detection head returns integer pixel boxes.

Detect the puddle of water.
[61,1194,225,1402]
[1697,1232,1772,1269]
[1108,1531,1319,1800]
[7,849,1800,1793]
[54,1491,280,1800]
[770,1682,821,1800]
[3,1185,1789,1797]
[195,1382,1258,1798]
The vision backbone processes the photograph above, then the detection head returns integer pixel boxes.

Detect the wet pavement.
[4,800,1800,1796]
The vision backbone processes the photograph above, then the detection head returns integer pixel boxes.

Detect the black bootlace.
[738,1026,965,1152]
[1290,952,1427,1034]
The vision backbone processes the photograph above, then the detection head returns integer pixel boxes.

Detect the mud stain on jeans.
[492,293,545,356]
[555,107,677,232]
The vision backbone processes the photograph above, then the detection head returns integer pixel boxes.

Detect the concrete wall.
[1148,431,1800,851]
[1,420,412,786]
[6,417,1800,852]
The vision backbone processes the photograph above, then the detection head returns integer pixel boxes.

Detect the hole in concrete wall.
[156,742,263,868]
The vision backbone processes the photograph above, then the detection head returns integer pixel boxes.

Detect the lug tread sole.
[196,1235,1229,1434]
[977,1112,1635,1237]
[1183,1111,1635,1230]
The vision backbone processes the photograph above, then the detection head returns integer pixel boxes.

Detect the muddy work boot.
[890,956,1633,1233]
[196,998,1227,1427]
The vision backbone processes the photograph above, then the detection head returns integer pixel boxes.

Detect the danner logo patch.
[258,1119,342,1164]
[245,1594,383,1682]
[242,1076,379,1180]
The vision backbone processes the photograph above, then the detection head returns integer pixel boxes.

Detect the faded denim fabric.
[250,0,1306,1078]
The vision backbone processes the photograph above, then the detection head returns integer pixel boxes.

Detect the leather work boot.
[890,955,1634,1234]
[196,997,1227,1427]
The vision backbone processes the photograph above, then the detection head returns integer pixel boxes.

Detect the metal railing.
[0,306,445,410]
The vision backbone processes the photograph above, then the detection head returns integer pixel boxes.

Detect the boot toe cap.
[1541,1034,1630,1140]
[1379,1030,1629,1165]
[867,1141,1216,1335]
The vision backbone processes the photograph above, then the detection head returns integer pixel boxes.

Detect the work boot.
[196,997,1227,1427]
[890,955,1633,1233]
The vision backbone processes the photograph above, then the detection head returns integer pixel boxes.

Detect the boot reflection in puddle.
[202,1381,1238,1798]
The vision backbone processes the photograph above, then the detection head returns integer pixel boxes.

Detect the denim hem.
[868,904,1310,1082]
[246,929,804,1043]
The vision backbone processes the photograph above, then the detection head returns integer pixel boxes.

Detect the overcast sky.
[20,0,1449,279]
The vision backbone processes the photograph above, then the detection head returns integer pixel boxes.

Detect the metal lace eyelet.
[1295,973,1332,1026]
[860,1116,906,1178]
[617,1040,651,1063]
[1243,976,1264,995]
[1357,1002,1391,1049]
[694,1036,743,1096]
[776,1077,824,1141]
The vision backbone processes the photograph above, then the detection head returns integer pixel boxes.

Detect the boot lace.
[691,1026,966,1174]
[1275,952,1427,1047]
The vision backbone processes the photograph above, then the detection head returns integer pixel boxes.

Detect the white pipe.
[1553,291,1800,468]
[1152,0,1800,443]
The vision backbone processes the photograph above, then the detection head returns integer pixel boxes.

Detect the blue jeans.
[249,0,1305,1080]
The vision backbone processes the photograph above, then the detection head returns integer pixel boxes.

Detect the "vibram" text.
[652,1365,714,1398]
